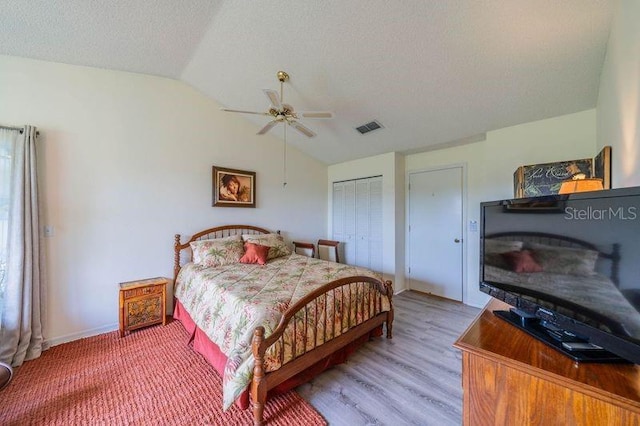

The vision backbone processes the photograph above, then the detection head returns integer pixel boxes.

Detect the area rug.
[0,320,326,425]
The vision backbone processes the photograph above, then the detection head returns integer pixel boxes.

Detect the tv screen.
[480,186,640,364]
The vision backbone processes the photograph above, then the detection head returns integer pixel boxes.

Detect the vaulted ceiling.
[0,1,614,164]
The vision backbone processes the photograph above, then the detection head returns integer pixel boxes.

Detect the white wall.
[597,0,640,187]
[0,55,328,345]
[327,152,405,291]
[406,109,597,307]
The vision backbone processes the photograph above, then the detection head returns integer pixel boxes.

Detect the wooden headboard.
[485,231,621,286]
[173,224,276,283]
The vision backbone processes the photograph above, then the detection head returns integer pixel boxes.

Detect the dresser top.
[119,277,168,290]
[454,298,640,409]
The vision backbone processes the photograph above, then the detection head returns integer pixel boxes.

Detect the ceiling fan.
[221,71,334,138]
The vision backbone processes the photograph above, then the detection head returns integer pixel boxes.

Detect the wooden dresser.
[454,299,640,425]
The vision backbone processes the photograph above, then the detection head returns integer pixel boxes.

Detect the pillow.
[239,242,271,265]
[524,242,599,276]
[484,239,524,269]
[190,235,244,268]
[500,250,543,273]
[242,233,291,260]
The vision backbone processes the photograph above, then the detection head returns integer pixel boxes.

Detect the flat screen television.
[480,186,640,364]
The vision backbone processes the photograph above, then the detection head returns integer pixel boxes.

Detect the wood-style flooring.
[297,290,481,426]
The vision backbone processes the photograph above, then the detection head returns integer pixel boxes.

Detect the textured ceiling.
[0,1,614,164]
[0,0,220,78]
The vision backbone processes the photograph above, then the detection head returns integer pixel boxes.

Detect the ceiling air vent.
[356,120,384,135]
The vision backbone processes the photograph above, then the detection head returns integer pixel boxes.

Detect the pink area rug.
[0,319,326,425]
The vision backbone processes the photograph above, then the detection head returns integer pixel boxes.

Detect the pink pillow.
[240,242,271,265]
[500,250,543,273]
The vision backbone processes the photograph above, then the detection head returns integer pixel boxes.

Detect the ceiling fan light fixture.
[222,70,333,139]
[356,120,384,135]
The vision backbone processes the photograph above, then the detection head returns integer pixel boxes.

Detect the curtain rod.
[0,125,40,135]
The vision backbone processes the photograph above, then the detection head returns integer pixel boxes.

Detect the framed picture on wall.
[513,158,593,198]
[212,166,256,208]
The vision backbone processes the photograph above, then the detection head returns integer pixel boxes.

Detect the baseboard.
[45,323,119,348]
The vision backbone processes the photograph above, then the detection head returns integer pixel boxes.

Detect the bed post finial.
[174,234,181,284]
[385,280,394,339]
[251,326,267,426]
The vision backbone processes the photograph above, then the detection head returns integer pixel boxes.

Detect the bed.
[483,232,640,338]
[172,225,394,425]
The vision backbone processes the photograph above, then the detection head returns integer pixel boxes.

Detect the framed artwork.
[212,166,256,208]
[513,158,593,198]
[593,146,612,190]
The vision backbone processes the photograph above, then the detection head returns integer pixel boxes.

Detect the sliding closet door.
[332,176,382,271]
[368,177,383,272]
[355,179,370,267]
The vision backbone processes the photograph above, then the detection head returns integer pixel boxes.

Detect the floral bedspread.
[174,253,390,410]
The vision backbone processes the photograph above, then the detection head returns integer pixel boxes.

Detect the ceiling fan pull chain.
[283,124,287,187]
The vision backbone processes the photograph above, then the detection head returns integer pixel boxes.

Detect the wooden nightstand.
[119,277,167,337]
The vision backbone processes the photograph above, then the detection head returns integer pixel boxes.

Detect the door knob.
[454,238,461,243]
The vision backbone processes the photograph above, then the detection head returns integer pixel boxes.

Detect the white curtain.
[0,126,46,366]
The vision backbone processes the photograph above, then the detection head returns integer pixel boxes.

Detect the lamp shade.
[558,178,604,194]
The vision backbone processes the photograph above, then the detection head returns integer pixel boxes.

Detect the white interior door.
[408,166,463,301]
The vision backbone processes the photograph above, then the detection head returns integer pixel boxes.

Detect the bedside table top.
[119,277,168,290]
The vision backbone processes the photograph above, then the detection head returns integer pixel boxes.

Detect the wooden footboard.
[250,276,394,425]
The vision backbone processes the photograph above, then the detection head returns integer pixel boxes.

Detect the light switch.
[469,220,478,232]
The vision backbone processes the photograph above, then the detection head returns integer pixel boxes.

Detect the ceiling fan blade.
[297,111,334,119]
[289,121,316,138]
[257,120,278,135]
[221,108,269,116]
[263,89,282,110]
